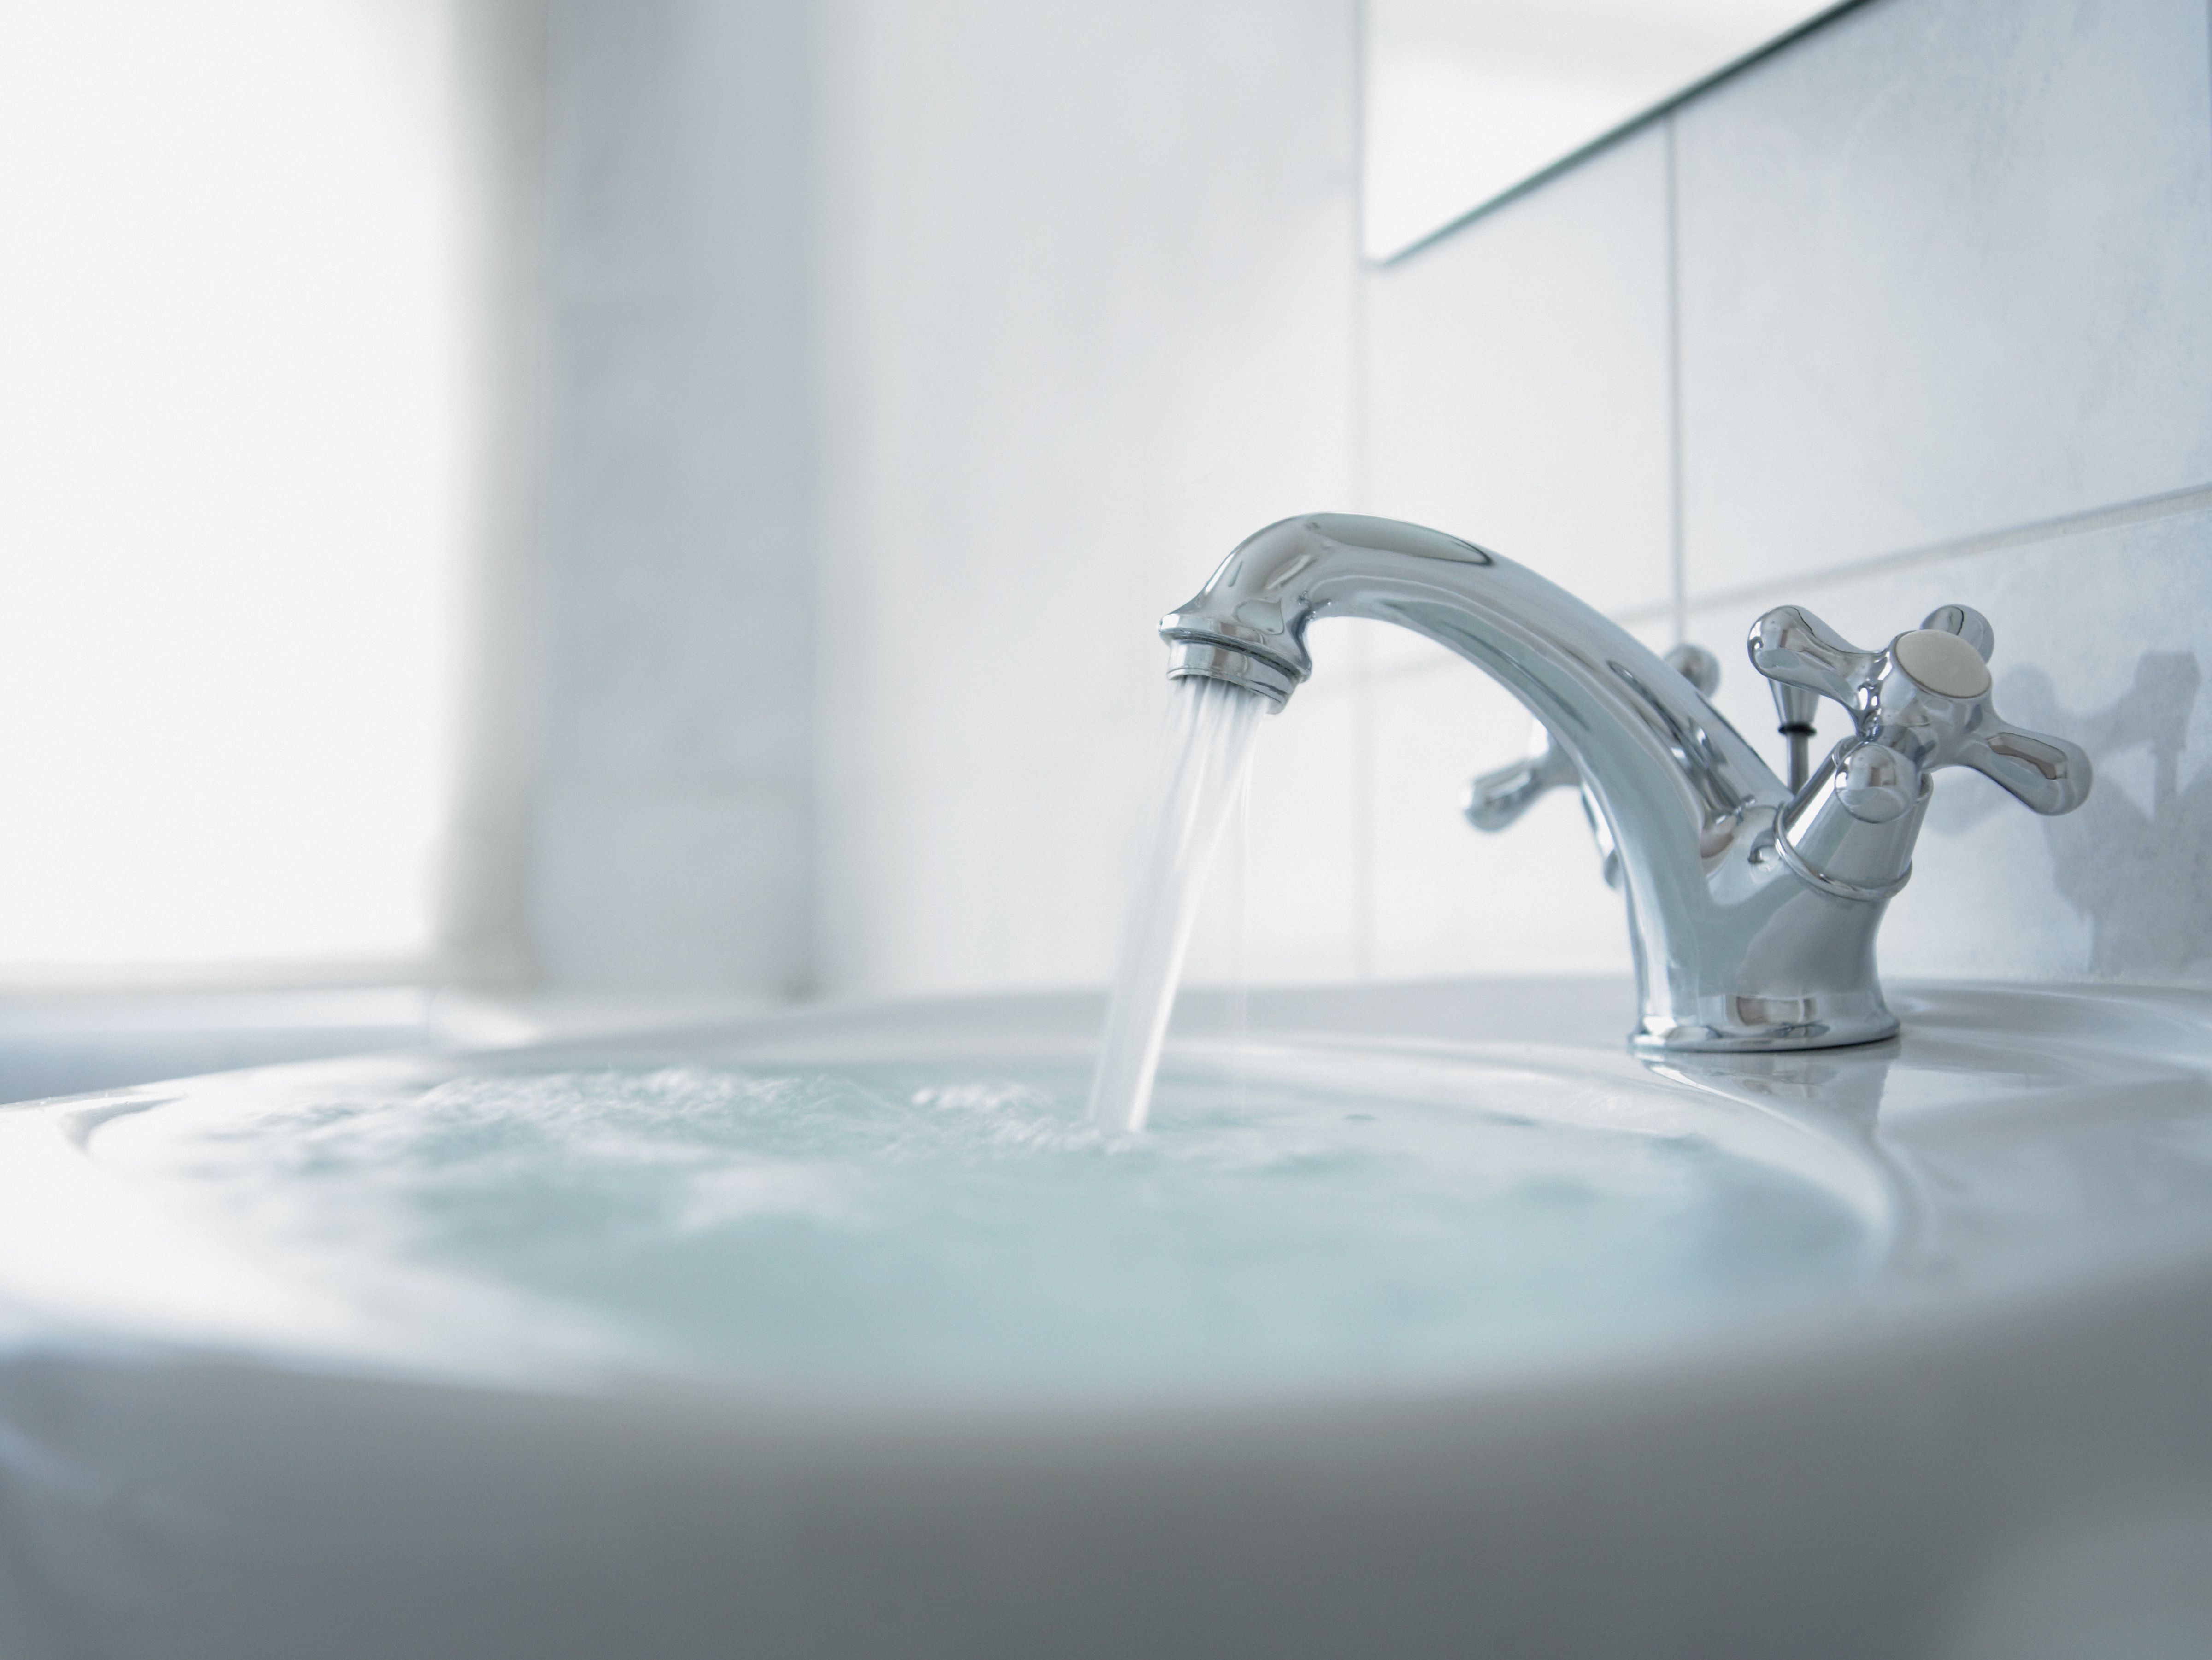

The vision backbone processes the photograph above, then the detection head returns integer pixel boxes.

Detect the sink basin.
[2,977,2210,1658]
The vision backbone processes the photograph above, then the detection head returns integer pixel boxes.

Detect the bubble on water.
[81,1056,1878,1399]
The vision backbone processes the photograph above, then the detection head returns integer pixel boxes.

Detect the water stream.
[1087,677,1269,1135]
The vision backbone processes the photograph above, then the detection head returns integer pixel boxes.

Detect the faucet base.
[1629,991,1901,1054]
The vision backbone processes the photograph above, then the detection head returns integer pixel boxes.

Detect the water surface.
[82,1054,1874,1398]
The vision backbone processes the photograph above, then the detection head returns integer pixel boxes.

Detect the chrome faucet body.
[1465,639,1723,890]
[1160,514,2090,1053]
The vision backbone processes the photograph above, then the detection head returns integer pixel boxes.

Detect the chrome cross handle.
[1749,604,2092,823]
[1462,729,1579,833]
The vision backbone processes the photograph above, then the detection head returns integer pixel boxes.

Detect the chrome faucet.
[1159,513,2092,1053]
[1465,639,1722,889]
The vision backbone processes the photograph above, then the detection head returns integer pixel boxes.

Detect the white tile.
[813,0,1362,997]
[833,693,1162,997]
[838,674,1360,1000]
[1367,653,1636,983]
[531,0,818,994]
[1677,0,2212,596]
[532,786,812,994]
[1687,504,2212,985]
[1364,119,1676,674]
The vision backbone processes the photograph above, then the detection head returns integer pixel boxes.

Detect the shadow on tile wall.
[1931,653,2212,981]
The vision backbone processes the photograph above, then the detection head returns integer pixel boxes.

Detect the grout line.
[1663,114,1688,647]
[1683,481,2212,617]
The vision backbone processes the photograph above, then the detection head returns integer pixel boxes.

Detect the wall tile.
[1362,616,1687,985]
[1676,0,2212,596]
[1365,120,1676,675]
[814,0,1362,998]
[1366,653,1636,982]
[852,700,1164,996]
[533,787,813,994]
[1687,505,2212,985]
[531,0,817,992]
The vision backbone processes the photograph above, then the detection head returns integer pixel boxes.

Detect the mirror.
[1364,0,1856,260]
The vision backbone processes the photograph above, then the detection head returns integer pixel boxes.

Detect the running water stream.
[1088,678,1269,1134]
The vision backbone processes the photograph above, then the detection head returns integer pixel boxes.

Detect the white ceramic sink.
[2,976,2210,1659]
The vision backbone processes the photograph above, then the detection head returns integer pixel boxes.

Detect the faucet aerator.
[1163,638,1299,707]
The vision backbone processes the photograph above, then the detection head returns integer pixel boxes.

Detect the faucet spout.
[1161,514,1900,1052]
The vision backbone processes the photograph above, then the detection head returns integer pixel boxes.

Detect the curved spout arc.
[1162,516,1788,868]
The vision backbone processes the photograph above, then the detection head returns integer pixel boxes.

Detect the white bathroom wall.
[1673,0,2212,597]
[517,0,2212,1003]
[1357,0,2212,989]
[524,0,818,995]
[810,0,1363,997]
